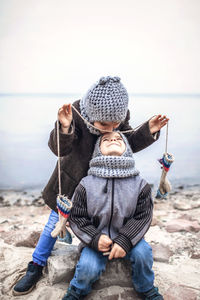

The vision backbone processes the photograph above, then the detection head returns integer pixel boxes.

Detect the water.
[0,94,200,190]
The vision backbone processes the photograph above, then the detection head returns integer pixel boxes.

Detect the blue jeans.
[70,239,154,294]
[32,210,58,266]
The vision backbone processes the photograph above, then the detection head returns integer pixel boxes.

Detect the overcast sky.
[0,0,200,94]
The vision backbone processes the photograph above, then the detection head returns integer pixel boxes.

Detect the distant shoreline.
[0,93,200,98]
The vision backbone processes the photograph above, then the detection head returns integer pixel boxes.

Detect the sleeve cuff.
[152,131,160,140]
[90,232,102,251]
[59,120,74,136]
[113,234,132,254]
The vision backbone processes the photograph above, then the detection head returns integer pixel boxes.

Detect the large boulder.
[47,243,133,289]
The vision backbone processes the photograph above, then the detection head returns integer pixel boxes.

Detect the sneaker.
[62,286,82,300]
[139,286,164,300]
[13,261,43,295]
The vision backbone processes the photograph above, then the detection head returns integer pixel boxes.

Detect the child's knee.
[130,240,153,263]
[77,249,105,282]
[77,260,102,282]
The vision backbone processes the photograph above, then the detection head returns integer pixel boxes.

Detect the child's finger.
[67,104,72,114]
[108,248,116,260]
[99,247,110,252]
[62,104,72,114]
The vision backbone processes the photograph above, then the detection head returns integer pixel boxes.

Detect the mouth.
[107,143,120,147]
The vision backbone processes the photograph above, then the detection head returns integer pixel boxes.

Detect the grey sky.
[0,0,200,94]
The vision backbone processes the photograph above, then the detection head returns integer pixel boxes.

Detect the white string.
[56,105,169,194]
[71,104,151,134]
[56,119,62,196]
[165,122,169,154]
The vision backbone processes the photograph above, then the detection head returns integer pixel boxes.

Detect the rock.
[15,231,41,247]
[151,244,173,263]
[177,214,194,221]
[47,244,79,285]
[0,230,41,247]
[85,286,141,300]
[177,185,184,190]
[32,197,45,206]
[174,200,200,210]
[47,244,133,289]
[166,219,200,233]
[174,201,192,210]
[151,217,161,226]
[190,248,200,259]
[164,284,198,300]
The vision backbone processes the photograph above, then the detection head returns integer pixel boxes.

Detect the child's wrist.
[61,124,70,133]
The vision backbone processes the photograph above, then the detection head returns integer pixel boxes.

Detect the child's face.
[100,132,126,156]
[94,121,120,133]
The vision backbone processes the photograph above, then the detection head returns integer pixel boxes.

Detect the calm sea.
[0,94,200,190]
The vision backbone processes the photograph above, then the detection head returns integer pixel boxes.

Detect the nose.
[110,137,116,141]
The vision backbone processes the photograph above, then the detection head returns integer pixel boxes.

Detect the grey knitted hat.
[80,76,129,124]
[88,132,139,178]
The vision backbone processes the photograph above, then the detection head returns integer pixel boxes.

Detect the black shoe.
[139,286,164,300]
[13,261,43,295]
[62,286,82,300]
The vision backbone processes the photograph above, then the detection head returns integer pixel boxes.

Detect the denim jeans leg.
[127,239,154,293]
[70,247,107,296]
[32,210,59,266]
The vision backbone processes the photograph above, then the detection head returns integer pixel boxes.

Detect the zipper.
[108,178,114,238]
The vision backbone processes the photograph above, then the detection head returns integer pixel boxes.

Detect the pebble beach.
[0,183,200,300]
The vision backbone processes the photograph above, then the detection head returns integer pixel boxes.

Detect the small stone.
[173,201,192,210]
[166,219,200,233]
[32,197,45,206]
[164,284,197,300]
[15,231,41,247]
[177,185,184,190]
[151,244,173,263]
[190,249,200,259]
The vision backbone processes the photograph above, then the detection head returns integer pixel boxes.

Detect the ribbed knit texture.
[80,76,129,134]
[114,183,153,252]
[70,184,101,243]
[88,133,139,178]
[70,182,152,253]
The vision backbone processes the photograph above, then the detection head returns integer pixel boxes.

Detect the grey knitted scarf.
[88,133,139,178]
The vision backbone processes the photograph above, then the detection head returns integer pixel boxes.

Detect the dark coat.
[42,100,159,212]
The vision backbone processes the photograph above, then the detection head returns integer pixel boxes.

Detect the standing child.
[63,131,163,300]
[13,76,168,295]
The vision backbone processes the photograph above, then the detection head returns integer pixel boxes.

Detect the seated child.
[62,131,163,300]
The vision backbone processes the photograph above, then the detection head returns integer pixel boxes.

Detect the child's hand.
[108,243,126,260]
[98,234,113,252]
[149,115,169,134]
[58,104,73,132]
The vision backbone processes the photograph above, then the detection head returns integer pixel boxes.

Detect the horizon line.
[0,92,200,98]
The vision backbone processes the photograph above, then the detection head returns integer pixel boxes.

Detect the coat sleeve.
[113,183,153,253]
[48,120,76,157]
[120,110,160,153]
[69,183,101,246]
